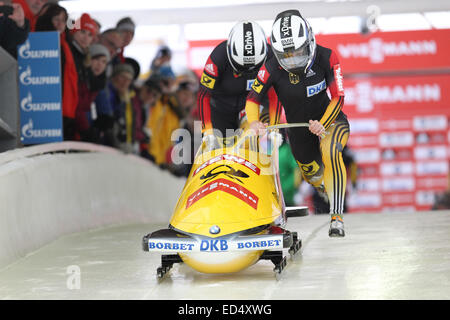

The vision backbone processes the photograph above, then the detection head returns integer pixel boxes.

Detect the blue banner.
[18,32,63,144]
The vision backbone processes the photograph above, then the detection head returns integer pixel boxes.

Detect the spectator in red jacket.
[35,2,78,140]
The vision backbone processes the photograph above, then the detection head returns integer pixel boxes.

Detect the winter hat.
[116,17,136,33]
[112,63,135,79]
[89,43,111,62]
[72,13,98,36]
[124,57,141,80]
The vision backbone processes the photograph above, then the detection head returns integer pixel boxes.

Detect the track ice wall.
[0,143,184,268]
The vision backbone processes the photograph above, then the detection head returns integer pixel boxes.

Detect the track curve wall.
[0,142,184,268]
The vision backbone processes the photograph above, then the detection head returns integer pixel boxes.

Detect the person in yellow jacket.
[143,67,186,165]
[145,93,183,165]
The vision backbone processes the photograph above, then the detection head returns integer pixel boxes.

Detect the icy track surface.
[1,211,450,300]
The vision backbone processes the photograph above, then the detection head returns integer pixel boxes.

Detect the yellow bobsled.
[142,128,307,278]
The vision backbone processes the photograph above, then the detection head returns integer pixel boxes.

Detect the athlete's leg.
[287,127,324,189]
[319,115,350,237]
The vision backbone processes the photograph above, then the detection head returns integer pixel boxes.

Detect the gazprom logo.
[19,65,60,86]
[18,40,59,59]
[21,91,61,112]
[21,118,62,139]
[306,79,326,97]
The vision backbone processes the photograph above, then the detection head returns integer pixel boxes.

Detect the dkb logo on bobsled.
[200,239,229,251]
[147,236,283,252]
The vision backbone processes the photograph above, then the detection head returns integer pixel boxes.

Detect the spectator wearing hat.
[94,63,140,153]
[150,45,172,76]
[98,28,124,78]
[115,16,135,64]
[89,43,110,80]
[75,43,110,142]
[69,13,97,84]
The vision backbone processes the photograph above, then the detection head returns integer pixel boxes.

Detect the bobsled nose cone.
[209,225,221,235]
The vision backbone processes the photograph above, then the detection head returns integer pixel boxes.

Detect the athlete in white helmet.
[198,21,281,136]
[246,10,350,237]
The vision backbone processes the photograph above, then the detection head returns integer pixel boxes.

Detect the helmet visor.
[275,45,310,71]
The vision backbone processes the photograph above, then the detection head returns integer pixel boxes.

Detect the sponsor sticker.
[204,57,218,77]
[257,65,269,83]
[333,64,345,96]
[200,72,216,89]
[243,23,255,56]
[186,178,259,210]
[246,79,255,91]
[251,78,263,93]
[147,235,283,252]
[193,154,260,176]
[306,79,326,97]
[280,16,292,38]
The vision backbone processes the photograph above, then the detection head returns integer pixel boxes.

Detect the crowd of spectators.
[0,0,200,177]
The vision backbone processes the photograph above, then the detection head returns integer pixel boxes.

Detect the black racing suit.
[197,40,280,135]
[246,44,350,214]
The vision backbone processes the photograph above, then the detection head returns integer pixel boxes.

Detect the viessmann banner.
[18,32,63,144]
[342,74,450,117]
[315,29,450,74]
[188,29,450,75]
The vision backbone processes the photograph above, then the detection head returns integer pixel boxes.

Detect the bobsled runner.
[142,125,308,279]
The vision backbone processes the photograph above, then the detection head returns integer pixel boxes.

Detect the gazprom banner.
[18,32,62,144]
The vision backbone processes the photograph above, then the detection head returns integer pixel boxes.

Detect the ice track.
[1,211,450,300]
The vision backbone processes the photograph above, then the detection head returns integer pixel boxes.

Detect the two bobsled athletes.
[197,10,349,237]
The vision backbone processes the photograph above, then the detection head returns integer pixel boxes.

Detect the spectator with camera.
[0,1,29,58]
[12,0,46,31]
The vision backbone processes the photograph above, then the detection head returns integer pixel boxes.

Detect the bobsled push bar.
[267,122,327,139]
[267,123,309,130]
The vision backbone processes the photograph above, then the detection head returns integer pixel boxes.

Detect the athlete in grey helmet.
[246,10,350,237]
[198,21,280,137]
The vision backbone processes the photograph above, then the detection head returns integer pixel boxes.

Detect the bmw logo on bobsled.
[142,127,308,279]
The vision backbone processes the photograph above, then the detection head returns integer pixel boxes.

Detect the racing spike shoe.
[329,214,345,237]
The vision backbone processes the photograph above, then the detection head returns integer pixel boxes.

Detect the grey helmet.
[226,21,268,74]
[271,10,316,75]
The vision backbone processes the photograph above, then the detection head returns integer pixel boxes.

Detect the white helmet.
[226,21,268,74]
[271,10,316,75]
